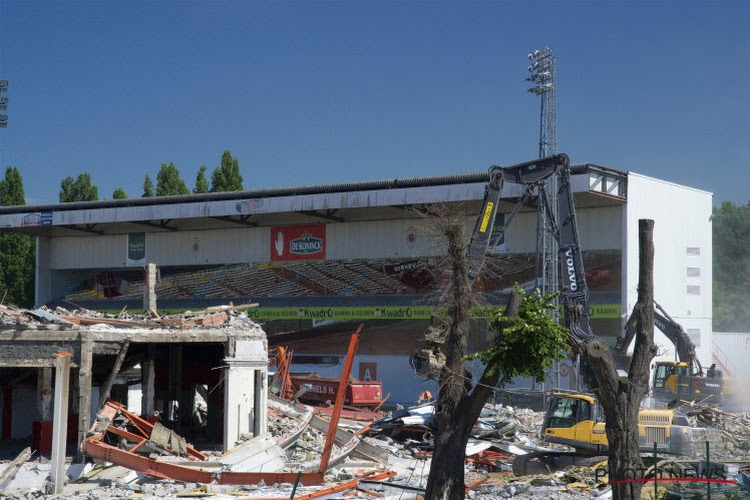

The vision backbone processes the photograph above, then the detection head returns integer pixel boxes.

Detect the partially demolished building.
[0,163,714,445]
[0,305,268,458]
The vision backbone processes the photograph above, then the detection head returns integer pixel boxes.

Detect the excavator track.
[512,450,605,476]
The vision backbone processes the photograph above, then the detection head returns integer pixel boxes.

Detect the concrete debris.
[0,303,262,331]
[8,386,750,498]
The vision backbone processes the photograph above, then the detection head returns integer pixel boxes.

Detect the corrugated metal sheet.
[713,332,750,379]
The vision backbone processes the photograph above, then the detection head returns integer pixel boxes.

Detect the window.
[687,328,701,347]
[686,247,701,256]
[654,364,671,388]
[687,285,701,295]
[686,267,701,277]
[548,397,586,428]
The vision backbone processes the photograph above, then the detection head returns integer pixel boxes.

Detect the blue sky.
[0,1,747,205]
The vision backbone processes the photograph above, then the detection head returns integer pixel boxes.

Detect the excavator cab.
[652,360,723,404]
[542,393,607,452]
[653,361,689,392]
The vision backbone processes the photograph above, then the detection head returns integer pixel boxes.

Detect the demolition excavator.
[411,154,701,474]
[619,301,724,405]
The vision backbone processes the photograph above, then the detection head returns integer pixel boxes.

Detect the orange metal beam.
[319,324,362,473]
[82,437,328,486]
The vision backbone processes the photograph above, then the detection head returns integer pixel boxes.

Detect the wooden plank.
[97,340,130,411]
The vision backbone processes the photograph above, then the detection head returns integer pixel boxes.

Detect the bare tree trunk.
[588,219,657,500]
[424,225,521,500]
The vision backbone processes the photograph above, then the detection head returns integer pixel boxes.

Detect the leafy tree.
[112,188,127,199]
[194,165,209,194]
[0,166,34,307]
[210,150,243,192]
[156,163,189,196]
[421,223,567,500]
[0,166,25,206]
[142,175,155,197]
[712,201,750,331]
[59,173,98,202]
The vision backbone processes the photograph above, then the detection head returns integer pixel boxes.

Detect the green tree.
[142,175,155,197]
[210,150,243,192]
[712,201,750,331]
[421,223,567,500]
[466,286,570,385]
[59,173,98,202]
[112,187,127,199]
[156,163,189,196]
[0,166,25,206]
[0,166,34,307]
[194,165,209,194]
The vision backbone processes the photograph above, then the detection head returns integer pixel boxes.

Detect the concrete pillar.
[141,346,156,417]
[143,263,157,316]
[50,353,71,495]
[223,340,267,452]
[77,332,92,462]
[37,368,53,421]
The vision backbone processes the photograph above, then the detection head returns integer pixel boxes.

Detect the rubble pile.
[0,303,263,331]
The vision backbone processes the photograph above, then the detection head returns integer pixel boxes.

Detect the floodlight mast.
[526,48,559,385]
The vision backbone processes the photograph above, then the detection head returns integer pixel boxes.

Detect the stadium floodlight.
[0,81,7,93]
[0,97,7,111]
[0,114,7,127]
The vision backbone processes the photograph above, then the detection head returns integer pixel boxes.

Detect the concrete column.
[141,346,156,417]
[223,340,267,452]
[50,353,71,495]
[77,332,92,462]
[37,368,53,421]
[143,263,157,316]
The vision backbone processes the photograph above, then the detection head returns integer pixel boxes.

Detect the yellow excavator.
[513,392,696,474]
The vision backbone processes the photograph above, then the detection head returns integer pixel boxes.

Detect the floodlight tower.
[526,47,558,300]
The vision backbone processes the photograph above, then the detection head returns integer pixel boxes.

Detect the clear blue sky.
[0,1,747,205]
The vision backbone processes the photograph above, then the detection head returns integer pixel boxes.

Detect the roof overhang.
[0,167,627,237]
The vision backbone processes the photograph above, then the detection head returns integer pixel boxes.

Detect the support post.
[77,332,92,461]
[34,367,54,454]
[143,263,158,316]
[319,325,362,473]
[141,345,156,417]
[98,340,130,412]
[37,368,53,421]
[50,352,71,495]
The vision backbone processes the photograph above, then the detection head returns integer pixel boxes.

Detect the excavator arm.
[414,153,596,384]
[467,154,566,282]
[620,301,702,376]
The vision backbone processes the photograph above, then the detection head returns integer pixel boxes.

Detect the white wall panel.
[624,173,713,366]
[50,234,126,269]
[49,228,270,269]
[500,206,623,253]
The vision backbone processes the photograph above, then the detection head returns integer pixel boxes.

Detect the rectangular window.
[686,247,701,256]
[686,267,701,277]
[687,328,701,347]
[687,285,701,295]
